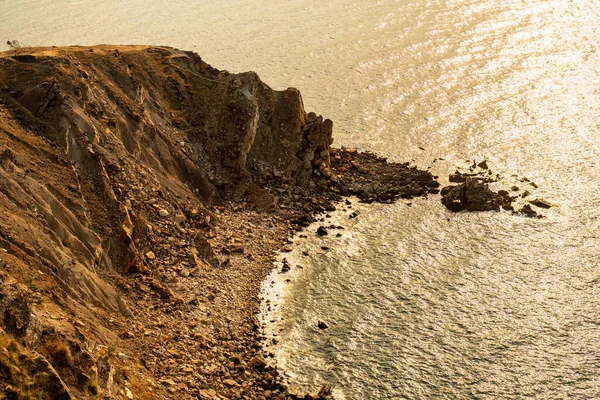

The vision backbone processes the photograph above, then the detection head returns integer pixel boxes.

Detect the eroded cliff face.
[1,45,333,304]
[0,45,333,399]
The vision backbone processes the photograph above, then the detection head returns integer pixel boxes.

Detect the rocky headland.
[0,46,437,399]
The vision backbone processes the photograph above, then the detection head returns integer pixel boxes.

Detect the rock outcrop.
[441,178,514,212]
[440,162,551,217]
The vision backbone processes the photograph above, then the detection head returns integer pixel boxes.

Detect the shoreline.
[258,197,364,399]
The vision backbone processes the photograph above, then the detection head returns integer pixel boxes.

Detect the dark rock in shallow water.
[450,165,497,184]
[449,170,471,183]
[441,178,514,212]
[316,226,328,236]
[519,204,539,217]
[442,174,548,217]
[440,185,465,211]
[281,259,291,273]
[529,198,556,209]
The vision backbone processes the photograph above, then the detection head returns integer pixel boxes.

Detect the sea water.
[3,1,600,398]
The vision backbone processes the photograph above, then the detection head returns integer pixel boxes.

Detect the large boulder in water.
[441,178,513,212]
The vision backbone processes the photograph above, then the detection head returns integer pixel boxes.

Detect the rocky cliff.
[0,45,436,399]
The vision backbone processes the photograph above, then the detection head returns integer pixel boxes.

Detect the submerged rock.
[529,198,557,209]
[316,226,328,236]
[519,204,539,217]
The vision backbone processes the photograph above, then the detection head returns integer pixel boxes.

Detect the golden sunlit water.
[3,0,600,398]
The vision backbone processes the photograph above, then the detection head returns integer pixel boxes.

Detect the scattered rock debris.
[440,161,555,218]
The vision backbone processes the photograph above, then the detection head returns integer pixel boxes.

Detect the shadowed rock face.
[4,46,332,198]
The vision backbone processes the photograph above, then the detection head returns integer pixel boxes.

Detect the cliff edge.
[0,45,436,399]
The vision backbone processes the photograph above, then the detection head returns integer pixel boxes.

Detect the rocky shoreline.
[110,148,438,400]
[0,45,437,399]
